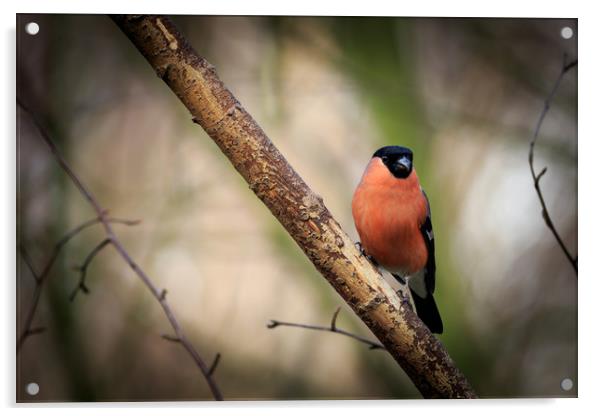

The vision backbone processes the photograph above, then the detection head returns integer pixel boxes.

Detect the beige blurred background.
[17,15,577,401]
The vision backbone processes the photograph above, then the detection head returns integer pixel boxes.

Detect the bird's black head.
[373,146,414,179]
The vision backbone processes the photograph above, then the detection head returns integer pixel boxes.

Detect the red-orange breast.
[352,157,428,275]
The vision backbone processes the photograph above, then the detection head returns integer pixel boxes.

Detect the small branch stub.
[208,353,221,376]
[330,307,341,331]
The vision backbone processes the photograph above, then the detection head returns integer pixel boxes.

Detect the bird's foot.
[396,289,413,312]
[354,241,366,256]
[355,242,379,267]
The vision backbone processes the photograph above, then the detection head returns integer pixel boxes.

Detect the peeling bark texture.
[111,15,477,399]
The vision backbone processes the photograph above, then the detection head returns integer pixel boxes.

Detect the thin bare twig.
[208,353,221,376]
[161,334,181,343]
[159,335,222,376]
[17,216,139,352]
[19,245,41,283]
[69,238,112,301]
[18,100,224,401]
[528,55,577,275]
[268,307,385,350]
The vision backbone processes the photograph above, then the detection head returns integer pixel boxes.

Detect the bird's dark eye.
[381,156,389,163]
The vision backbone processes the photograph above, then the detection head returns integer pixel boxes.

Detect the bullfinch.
[352,146,443,334]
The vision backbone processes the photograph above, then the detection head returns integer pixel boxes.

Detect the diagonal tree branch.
[17,101,224,401]
[528,55,577,276]
[110,15,476,398]
[17,216,139,352]
[268,307,385,350]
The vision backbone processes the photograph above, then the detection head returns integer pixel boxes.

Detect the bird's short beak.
[394,156,412,174]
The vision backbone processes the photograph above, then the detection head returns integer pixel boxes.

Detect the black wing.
[420,190,436,294]
[411,189,443,333]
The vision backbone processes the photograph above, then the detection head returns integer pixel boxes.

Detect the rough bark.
[110,15,477,399]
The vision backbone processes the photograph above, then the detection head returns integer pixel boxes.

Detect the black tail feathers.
[409,288,443,334]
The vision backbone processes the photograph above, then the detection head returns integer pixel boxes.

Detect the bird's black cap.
[373,146,414,179]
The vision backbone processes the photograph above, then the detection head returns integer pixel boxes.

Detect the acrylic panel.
[16,14,577,401]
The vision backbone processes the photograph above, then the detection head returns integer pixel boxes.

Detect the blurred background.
[16,15,577,401]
